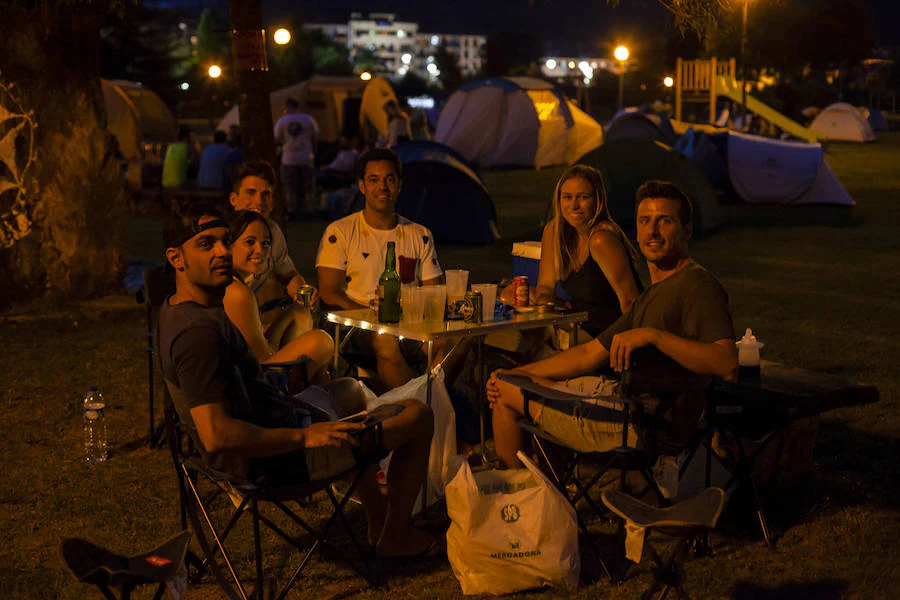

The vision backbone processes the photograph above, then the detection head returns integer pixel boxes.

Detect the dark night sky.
[260,0,900,51]
[268,1,670,55]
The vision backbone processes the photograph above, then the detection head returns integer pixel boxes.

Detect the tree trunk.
[230,0,284,226]
[0,2,126,310]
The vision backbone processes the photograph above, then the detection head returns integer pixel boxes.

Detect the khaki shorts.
[533,376,638,454]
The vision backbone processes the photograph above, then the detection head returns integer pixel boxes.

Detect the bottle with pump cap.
[736,328,764,380]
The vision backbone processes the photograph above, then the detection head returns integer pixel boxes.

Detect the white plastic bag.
[445,452,580,595]
[362,367,457,504]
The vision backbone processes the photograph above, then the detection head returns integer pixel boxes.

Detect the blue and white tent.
[435,77,603,169]
[392,141,500,245]
[677,129,853,206]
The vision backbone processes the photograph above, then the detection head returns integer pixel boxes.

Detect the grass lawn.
[2,133,899,599]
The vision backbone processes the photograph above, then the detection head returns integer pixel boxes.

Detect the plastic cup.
[445,269,469,300]
[471,283,497,322]
[423,285,447,322]
[402,287,426,324]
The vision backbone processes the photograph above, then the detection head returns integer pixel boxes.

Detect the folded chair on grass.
[162,370,389,600]
[602,488,725,600]
[61,531,192,600]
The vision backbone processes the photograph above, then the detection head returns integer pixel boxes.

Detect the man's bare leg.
[373,399,438,557]
[492,380,531,469]
[352,468,388,546]
[431,337,475,388]
[372,334,415,390]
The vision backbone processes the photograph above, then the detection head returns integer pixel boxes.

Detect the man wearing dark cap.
[156,203,443,558]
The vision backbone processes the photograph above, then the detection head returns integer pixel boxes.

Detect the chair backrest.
[625,350,713,458]
[141,265,175,309]
[163,374,253,481]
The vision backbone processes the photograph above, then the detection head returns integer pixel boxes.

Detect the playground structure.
[674,58,824,143]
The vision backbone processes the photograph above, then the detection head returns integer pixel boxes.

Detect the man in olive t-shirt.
[488,181,738,469]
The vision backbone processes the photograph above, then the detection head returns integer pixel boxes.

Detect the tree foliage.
[99,3,187,109]
[435,45,464,93]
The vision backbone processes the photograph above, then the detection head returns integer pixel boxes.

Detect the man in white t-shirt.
[274,98,319,219]
[317,148,444,389]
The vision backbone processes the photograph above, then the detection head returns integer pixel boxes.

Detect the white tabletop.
[325,308,589,343]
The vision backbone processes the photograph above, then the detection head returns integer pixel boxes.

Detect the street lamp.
[359,71,372,81]
[208,64,222,79]
[664,76,674,88]
[614,45,629,112]
[273,28,291,45]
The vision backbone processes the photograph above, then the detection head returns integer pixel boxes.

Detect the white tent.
[102,80,177,159]
[435,77,603,169]
[726,131,853,205]
[810,102,876,142]
[218,76,367,144]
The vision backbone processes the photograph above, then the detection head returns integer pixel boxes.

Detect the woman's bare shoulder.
[224,278,254,304]
[588,227,621,250]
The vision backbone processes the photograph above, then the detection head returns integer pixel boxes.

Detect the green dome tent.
[575,139,724,234]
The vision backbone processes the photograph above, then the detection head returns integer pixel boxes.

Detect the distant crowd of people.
[160,95,431,223]
[161,123,244,191]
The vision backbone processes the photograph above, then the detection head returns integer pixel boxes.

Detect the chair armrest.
[496,371,632,405]
[262,357,312,370]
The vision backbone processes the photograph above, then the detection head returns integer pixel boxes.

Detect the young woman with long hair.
[535,164,642,338]
[223,210,333,381]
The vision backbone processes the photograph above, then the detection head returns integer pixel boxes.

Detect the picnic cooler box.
[511,241,571,302]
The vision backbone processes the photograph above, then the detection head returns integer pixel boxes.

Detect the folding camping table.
[689,362,879,546]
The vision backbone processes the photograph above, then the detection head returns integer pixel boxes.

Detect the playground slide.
[715,76,824,143]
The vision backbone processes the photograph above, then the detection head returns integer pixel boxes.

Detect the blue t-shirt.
[197,143,232,188]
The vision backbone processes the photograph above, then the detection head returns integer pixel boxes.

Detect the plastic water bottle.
[83,386,108,463]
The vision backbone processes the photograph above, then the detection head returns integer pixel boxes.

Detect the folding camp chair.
[162,371,387,600]
[137,264,175,448]
[500,371,667,580]
[61,531,192,600]
[602,488,725,600]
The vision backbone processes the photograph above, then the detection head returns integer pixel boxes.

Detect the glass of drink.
[402,287,427,324]
[471,283,497,322]
[423,285,447,321]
